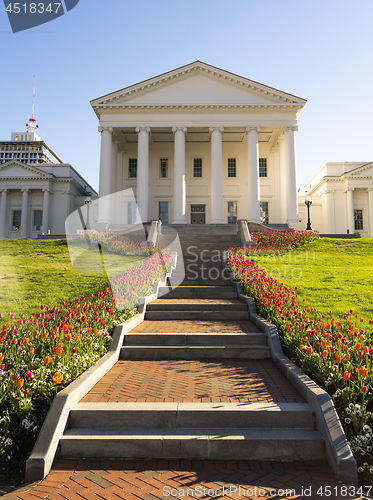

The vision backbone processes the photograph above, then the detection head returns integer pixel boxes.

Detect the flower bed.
[0,238,172,484]
[229,231,373,483]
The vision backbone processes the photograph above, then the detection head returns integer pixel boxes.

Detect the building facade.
[90,61,306,226]
[297,162,373,237]
[0,123,97,239]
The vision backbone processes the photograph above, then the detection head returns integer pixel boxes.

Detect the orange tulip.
[306,346,312,354]
[345,353,351,361]
[300,345,304,350]
[343,371,350,381]
[24,338,29,345]
[53,372,63,384]
[73,335,79,342]
[29,348,34,355]
[322,339,327,346]
[42,332,48,339]
[360,366,368,378]
[44,356,52,364]
[343,345,349,352]
[17,379,24,388]
[335,354,342,363]
[356,343,361,350]
[65,333,72,342]
[363,346,369,354]
[322,350,328,357]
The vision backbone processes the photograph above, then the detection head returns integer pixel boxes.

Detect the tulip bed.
[229,231,373,483]
[0,234,172,485]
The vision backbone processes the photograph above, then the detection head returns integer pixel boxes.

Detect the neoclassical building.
[297,162,373,237]
[90,61,306,226]
[0,122,97,238]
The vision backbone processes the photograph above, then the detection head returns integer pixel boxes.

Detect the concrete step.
[120,344,269,359]
[144,311,249,321]
[124,332,266,346]
[60,427,324,461]
[177,280,232,287]
[70,403,315,430]
[158,286,237,299]
[146,301,247,312]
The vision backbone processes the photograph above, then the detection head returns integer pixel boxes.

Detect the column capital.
[172,126,187,133]
[246,126,261,133]
[283,126,298,132]
[42,188,51,193]
[21,189,30,193]
[209,126,224,133]
[1,189,9,194]
[345,187,355,192]
[98,126,113,134]
[135,127,151,133]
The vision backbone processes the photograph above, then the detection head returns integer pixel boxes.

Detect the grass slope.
[0,239,142,317]
[250,238,373,319]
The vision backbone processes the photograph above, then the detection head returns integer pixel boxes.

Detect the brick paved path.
[81,359,304,404]
[3,458,362,500]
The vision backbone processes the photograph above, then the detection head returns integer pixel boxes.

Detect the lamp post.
[84,197,92,230]
[305,198,312,231]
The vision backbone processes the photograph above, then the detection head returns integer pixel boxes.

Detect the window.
[128,158,137,178]
[159,201,168,224]
[194,158,202,177]
[227,201,237,224]
[228,158,236,177]
[259,158,267,177]
[128,202,137,224]
[354,209,363,230]
[260,201,269,224]
[159,158,168,178]
[33,210,43,231]
[12,210,21,231]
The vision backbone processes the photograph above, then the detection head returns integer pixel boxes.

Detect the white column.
[98,127,113,224]
[172,127,187,224]
[323,191,333,234]
[0,190,8,239]
[346,188,354,234]
[42,189,50,234]
[246,127,261,223]
[278,136,286,222]
[20,189,30,239]
[284,126,299,224]
[111,140,118,195]
[209,127,224,224]
[368,189,373,238]
[135,127,150,223]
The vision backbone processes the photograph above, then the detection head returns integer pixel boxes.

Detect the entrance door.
[191,204,205,224]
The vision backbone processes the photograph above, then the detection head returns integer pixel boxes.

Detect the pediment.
[344,162,373,178]
[91,61,306,111]
[0,161,53,179]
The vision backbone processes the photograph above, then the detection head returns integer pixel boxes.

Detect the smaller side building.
[297,162,373,237]
[0,122,97,239]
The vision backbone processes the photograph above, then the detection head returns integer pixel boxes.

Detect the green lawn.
[249,238,373,319]
[0,239,143,317]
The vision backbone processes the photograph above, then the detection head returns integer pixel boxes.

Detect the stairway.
[60,231,325,462]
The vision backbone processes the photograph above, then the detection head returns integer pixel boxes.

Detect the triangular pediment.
[91,61,306,110]
[344,162,373,178]
[0,161,53,179]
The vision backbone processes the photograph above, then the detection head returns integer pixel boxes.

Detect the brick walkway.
[3,458,366,500]
[131,320,260,333]
[81,359,304,404]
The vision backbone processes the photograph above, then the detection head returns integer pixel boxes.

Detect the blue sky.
[1,0,372,192]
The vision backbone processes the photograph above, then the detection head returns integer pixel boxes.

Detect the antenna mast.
[27,75,39,133]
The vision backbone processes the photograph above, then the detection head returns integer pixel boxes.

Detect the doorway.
[191,204,205,224]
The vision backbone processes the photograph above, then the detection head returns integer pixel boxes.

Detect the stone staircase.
[60,231,325,463]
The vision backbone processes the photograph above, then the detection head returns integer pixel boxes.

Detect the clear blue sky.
[1,0,372,192]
